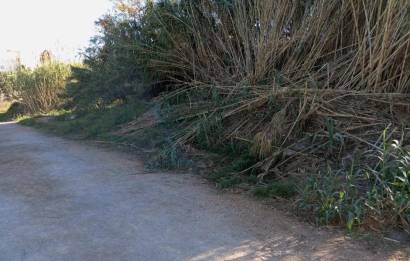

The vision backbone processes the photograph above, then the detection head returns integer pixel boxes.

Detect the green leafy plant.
[298,133,410,232]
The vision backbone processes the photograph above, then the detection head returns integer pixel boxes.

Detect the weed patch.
[298,135,410,232]
[20,102,147,140]
[253,181,297,199]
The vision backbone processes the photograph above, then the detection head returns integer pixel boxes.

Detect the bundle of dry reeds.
[148,0,410,163]
[142,0,410,229]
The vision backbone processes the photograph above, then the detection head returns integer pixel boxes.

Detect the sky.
[0,0,113,68]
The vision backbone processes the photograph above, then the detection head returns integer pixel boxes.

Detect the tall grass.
[12,62,71,113]
[141,0,410,230]
[150,0,410,142]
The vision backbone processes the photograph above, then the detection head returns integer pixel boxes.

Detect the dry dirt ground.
[0,122,407,261]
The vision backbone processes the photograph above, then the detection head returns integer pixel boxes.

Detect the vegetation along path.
[0,122,405,261]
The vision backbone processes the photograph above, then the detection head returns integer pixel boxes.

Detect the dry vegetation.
[151,0,410,150]
[141,0,410,231]
[2,0,408,233]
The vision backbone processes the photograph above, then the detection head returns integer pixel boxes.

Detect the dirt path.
[0,122,405,261]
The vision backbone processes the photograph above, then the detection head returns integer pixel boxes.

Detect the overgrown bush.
[135,0,410,231]
[1,63,72,114]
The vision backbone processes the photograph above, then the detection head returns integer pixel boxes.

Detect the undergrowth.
[20,102,147,140]
[298,132,410,232]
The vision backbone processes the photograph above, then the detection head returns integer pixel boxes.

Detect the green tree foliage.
[67,2,149,110]
[67,0,205,109]
[0,71,17,99]
[39,50,54,64]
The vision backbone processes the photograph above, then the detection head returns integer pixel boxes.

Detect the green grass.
[253,181,297,199]
[0,101,23,122]
[20,102,148,140]
[297,135,410,232]
[208,151,260,189]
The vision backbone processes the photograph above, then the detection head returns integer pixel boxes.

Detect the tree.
[40,50,53,64]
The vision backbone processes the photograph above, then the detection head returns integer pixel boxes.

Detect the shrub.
[12,62,71,113]
[0,71,17,99]
[66,3,152,110]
